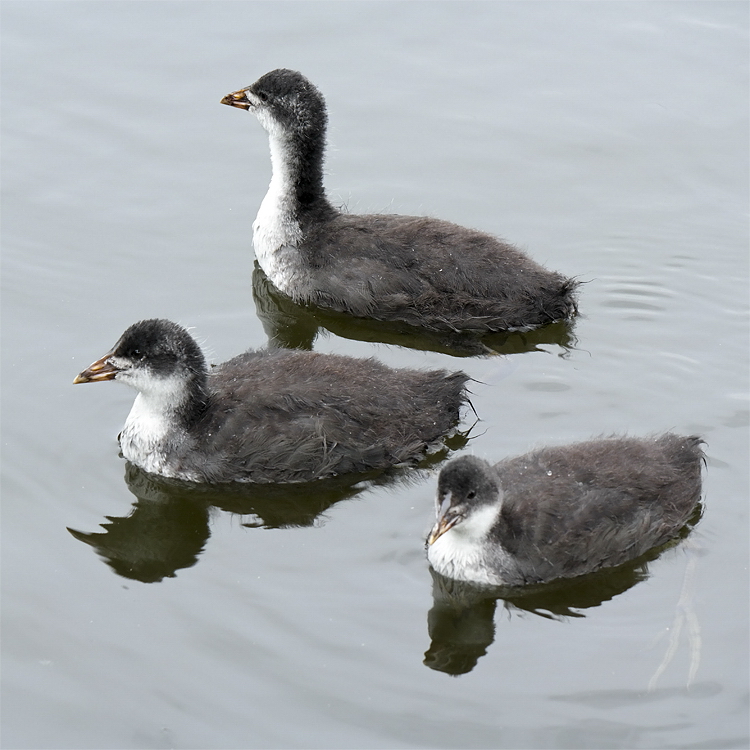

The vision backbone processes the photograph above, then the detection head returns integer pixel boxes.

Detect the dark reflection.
[68,466,211,583]
[69,432,469,583]
[252,264,577,358]
[424,506,702,676]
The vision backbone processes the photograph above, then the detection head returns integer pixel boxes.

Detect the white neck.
[252,131,304,291]
[118,375,188,477]
[267,131,297,199]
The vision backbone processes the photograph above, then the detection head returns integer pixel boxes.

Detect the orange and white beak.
[427,494,461,545]
[220,89,253,110]
[73,354,119,384]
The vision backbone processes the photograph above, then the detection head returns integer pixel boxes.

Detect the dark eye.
[467,490,476,500]
[257,90,269,103]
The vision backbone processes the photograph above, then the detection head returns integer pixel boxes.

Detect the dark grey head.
[73,319,208,419]
[221,68,327,140]
[428,455,500,545]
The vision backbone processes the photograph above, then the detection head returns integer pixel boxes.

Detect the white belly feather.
[427,504,513,586]
[119,393,174,475]
[428,532,503,586]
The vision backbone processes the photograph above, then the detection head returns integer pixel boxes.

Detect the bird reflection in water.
[68,431,469,583]
[252,264,578,358]
[423,505,702,677]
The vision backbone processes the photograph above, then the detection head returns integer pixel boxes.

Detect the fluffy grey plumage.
[427,434,704,586]
[74,319,470,484]
[222,69,579,333]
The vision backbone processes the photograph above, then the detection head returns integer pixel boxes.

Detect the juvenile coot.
[73,319,469,483]
[427,434,704,586]
[221,69,579,333]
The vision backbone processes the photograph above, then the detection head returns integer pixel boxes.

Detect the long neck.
[267,130,334,216]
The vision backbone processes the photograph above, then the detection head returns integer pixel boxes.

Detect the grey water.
[2,2,748,748]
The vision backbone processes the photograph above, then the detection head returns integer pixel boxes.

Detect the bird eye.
[257,90,269,103]
[467,490,476,500]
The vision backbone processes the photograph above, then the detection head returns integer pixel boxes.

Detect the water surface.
[2,2,748,748]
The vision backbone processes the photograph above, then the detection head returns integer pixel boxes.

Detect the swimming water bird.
[73,319,469,483]
[221,69,579,333]
[427,434,704,586]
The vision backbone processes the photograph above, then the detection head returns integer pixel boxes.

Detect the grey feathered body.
[158,349,468,484]
[293,212,578,332]
[485,434,704,584]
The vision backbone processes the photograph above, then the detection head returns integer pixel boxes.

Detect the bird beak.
[427,495,460,545]
[220,88,252,110]
[73,354,119,384]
